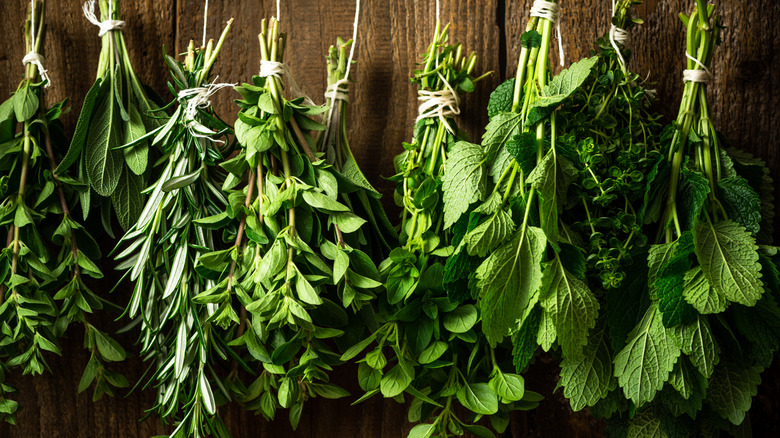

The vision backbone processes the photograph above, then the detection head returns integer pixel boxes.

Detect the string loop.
[416,72,460,134]
[178,79,235,143]
[530,0,565,66]
[25,0,51,87]
[683,52,714,84]
[83,0,125,37]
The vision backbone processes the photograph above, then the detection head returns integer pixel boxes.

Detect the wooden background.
[1,0,779,436]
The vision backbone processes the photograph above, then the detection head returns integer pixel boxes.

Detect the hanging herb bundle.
[112,23,235,437]
[343,23,540,438]
[56,0,161,232]
[0,0,124,424]
[196,17,381,430]
[316,37,397,259]
[594,2,780,435]
[439,0,600,370]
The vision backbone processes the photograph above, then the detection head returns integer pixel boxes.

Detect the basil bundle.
[57,0,161,233]
[195,18,381,430]
[0,0,123,424]
[113,24,235,437]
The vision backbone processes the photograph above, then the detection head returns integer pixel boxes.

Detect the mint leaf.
[614,305,681,407]
[487,79,516,119]
[521,30,542,49]
[668,357,704,401]
[477,227,546,345]
[558,319,615,411]
[681,266,729,314]
[512,305,541,372]
[525,56,599,127]
[539,254,599,358]
[464,209,515,257]
[669,314,719,379]
[482,112,523,160]
[527,152,578,243]
[706,363,762,425]
[732,293,780,351]
[442,141,486,229]
[456,382,498,415]
[694,220,763,306]
[654,233,697,327]
[506,132,537,174]
[607,252,651,352]
[677,168,710,231]
[717,176,762,235]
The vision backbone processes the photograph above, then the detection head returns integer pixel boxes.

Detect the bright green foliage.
[706,363,762,425]
[113,30,235,436]
[442,141,486,229]
[558,319,615,411]
[1,1,122,425]
[56,0,160,232]
[614,305,681,407]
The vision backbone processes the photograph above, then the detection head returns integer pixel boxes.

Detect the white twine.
[260,60,318,110]
[436,0,440,23]
[609,1,629,71]
[530,0,564,67]
[275,0,281,21]
[24,0,51,87]
[324,0,360,126]
[683,52,714,84]
[416,72,460,134]
[83,0,125,37]
[202,0,209,48]
[179,78,235,142]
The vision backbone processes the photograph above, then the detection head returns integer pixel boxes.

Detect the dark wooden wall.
[0,0,778,436]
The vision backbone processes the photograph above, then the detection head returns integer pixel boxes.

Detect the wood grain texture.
[0,0,779,437]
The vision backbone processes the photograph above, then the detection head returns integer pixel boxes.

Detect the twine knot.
[416,74,460,134]
[683,52,714,84]
[22,51,51,87]
[530,0,564,66]
[83,0,125,37]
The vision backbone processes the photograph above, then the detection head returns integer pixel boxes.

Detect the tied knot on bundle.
[179,79,235,143]
[530,0,565,66]
[683,52,714,84]
[416,74,461,135]
[83,0,125,37]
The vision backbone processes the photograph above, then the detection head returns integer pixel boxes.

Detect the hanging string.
[683,52,714,84]
[609,0,630,71]
[415,79,460,133]
[276,0,281,21]
[202,0,209,47]
[83,0,125,37]
[23,0,51,87]
[179,78,236,142]
[436,0,440,23]
[321,0,361,151]
[530,0,564,66]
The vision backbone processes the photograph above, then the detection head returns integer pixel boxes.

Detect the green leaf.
[309,383,350,399]
[506,132,537,174]
[539,254,599,358]
[489,371,525,402]
[94,331,127,362]
[13,84,38,121]
[442,141,485,229]
[677,168,710,231]
[487,79,515,119]
[558,319,614,411]
[520,30,542,49]
[613,305,681,407]
[693,220,762,306]
[418,341,448,364]
[525,56,598,126]
[111,169,144,230]
[442,304,478,334]
[482,112,523,160]
[626,407,665,438]
[512,305,541,372]
[681,266,729,314]
[477,227,546,345]
[340,333,378,361]
[464,210,515,257]
[407,424,435,438]
[122,104,148,175]
[668,314,719,378]
[85,78,122,196]
[654,233,697,327]
[527,152,578,243]
[717,176,762,235]
[380,364,413,398]
[706,363,762,425]
[456,382,498,415]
